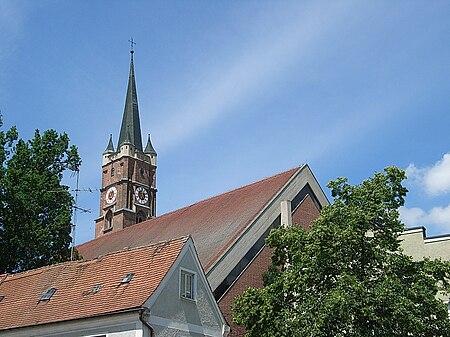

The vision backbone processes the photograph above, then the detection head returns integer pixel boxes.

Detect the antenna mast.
[70,170,80,261]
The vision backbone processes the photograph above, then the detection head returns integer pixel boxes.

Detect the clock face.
[105,186,117,204]
[135,186,149,205]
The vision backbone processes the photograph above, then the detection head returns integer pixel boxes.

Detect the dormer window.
[180,269,196,300]
[40,288,56,301]
[121,273,134,284]
[92,284,102,294]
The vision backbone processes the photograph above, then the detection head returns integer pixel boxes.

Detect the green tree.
[0,118,81,273]
[233,167,450,336]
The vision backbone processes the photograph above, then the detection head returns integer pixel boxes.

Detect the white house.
[0,236,229,337]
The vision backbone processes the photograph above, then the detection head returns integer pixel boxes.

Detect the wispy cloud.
[152,2,357,151]
[399,207,426,227]
[0,1,22,34]
[406,153,450,196]
[400,204,450,232]
[401,153,450,232]
[0,1,24,101]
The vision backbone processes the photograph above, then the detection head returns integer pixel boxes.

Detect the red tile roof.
[0,237,188,331]
[78,166,302,270]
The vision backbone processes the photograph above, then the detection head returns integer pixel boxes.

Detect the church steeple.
[96,41,157,238]
[118,48,143,151]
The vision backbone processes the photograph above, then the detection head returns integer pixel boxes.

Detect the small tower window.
[105,210,113,230]
[136,211,146,224]
[140,167,145,177]
[111,167,115,177]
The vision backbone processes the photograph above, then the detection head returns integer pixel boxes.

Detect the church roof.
[118,50,143,151]
[0,237,188,331]
[77,166,303,270]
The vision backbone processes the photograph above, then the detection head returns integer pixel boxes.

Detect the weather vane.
[128,37,136,53]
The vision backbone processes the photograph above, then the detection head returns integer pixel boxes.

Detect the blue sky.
[1,1,450,245]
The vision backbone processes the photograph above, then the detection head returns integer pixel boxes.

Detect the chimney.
[280,200,292,227]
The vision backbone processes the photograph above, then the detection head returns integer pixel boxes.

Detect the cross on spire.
[128,37,136,53]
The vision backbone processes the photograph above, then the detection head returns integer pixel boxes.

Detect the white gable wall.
[143,242,228,337]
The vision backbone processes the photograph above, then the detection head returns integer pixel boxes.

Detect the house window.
[180,269,196,300]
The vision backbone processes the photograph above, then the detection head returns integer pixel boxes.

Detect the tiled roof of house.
[0,236,188,331]
[78,166,303,270]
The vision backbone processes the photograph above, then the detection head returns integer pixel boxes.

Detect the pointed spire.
[103,134,115,154]
[144,134,157,155]
[118,43,143,151]
[123,129,133,145]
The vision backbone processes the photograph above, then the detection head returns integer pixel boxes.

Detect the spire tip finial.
[128,37,136,54]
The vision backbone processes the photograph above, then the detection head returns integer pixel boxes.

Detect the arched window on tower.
[105,210,113,230]
[136,211,146,224]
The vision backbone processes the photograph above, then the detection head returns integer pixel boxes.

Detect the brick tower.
[95,47,157,238]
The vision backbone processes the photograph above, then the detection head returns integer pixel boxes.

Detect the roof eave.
[0,307,142,333]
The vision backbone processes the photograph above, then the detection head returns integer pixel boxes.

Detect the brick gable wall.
[218,246,273,337]
[292,194,320,230]
[219,194,321,336]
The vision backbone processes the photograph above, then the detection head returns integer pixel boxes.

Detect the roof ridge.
[205,165,305,270]
[149,165,304,221]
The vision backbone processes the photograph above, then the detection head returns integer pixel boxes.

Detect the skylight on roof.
[0,295,4,302]
[40,288,56,301]
[92,284,102,294]
[121,273,134,284]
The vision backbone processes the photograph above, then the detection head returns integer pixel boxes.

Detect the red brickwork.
[95,210,132,238]
[292,194,320,230]
[218,246,273,337]
[95,152,156,238]
[219,195,321,336]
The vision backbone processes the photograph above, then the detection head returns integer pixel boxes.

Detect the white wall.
[145,246,227,337]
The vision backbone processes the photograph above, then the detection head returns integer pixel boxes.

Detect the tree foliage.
[0,118,81,273]
[233,167,450,336]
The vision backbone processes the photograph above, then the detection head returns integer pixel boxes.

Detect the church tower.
[95,46,157,238]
